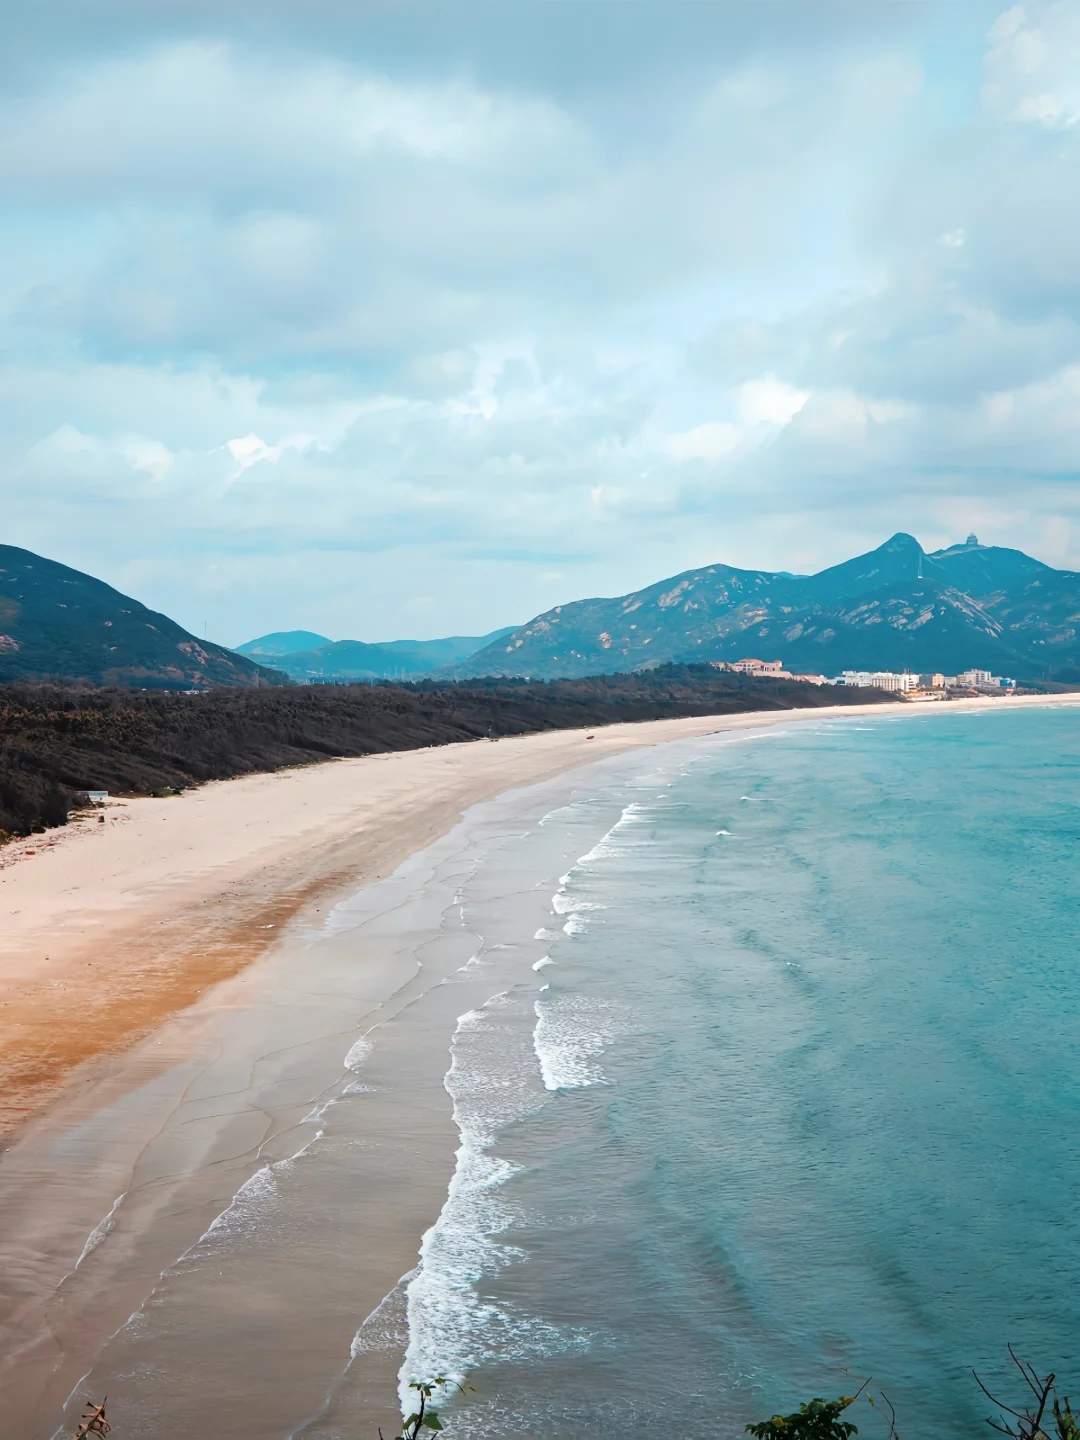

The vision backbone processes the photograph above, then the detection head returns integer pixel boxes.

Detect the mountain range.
[2,533,1077,690]
[454,533,1080,681]
[236,627,515,681]
[0,545,283,688]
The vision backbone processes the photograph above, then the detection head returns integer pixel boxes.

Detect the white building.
[836,670,920,692]
[727,657,787,676]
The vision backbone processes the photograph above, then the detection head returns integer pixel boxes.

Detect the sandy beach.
[0,693,1075,1437]
[0,710,742,1139]
[0,700,928,1141]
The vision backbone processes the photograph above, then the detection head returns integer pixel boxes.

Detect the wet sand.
[0,695,1073,1437]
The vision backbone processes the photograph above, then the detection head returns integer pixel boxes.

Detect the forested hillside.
[0,545,283,689]
[0,667,889,837]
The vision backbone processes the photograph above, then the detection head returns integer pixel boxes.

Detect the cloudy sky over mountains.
[5,0,1080,642]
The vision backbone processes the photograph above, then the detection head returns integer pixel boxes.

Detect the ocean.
[44,705,1080,1439]
[396,706,1080,1436]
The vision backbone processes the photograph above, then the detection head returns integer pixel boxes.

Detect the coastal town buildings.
[713,657,1019,697]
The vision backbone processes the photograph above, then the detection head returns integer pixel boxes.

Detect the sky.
[4,0,1080,644]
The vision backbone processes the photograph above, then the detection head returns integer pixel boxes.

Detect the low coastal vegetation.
[0,665,888,839]
[747,1350,1078,1440]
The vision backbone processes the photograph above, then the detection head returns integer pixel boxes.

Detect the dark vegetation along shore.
[0,665,891,838]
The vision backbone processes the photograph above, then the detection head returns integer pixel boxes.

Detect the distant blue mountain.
[235,630,332,659]
[236,627,517,681]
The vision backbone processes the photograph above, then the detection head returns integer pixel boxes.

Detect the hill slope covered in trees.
[0,546,285,689]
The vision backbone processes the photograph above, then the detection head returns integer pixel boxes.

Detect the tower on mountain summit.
[966,532,979,546]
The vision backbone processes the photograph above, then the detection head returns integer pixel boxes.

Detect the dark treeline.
[0,665,891,838]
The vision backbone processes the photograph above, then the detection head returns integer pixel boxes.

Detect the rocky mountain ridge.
[455,534,1080,681]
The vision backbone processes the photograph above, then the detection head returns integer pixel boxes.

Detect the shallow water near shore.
[421,705,1080,1437]
[3,704,1078,1437]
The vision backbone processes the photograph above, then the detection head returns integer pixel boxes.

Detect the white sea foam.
[532,993,620,1091]
[195,1082,345,1255]
[543,797,657,950]
[344,1034,373,1071]
[350,1273,413,1360]
[562,913,591,936]
[551,882,606,939]
[537,801,578,829]
[532,954,554,971]
[559,800,653,886]
[74,1190,127,1270]
[715,828,733,836]
[304,1094,336,1126]
[197,1163,279,1246]
[399,994,541,1404]
[551,892,604,916]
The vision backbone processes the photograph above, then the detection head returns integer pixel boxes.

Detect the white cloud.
[125,437,174,483]
[667,421,741,462]
[983,1,1080,128]
[735,377,810,427]
[225,431,316,477]
[789,390,877,446]
[0,43,590,194]
[25,424,176,495]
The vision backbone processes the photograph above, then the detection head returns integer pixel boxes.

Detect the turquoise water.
[430,708,1080,1436]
